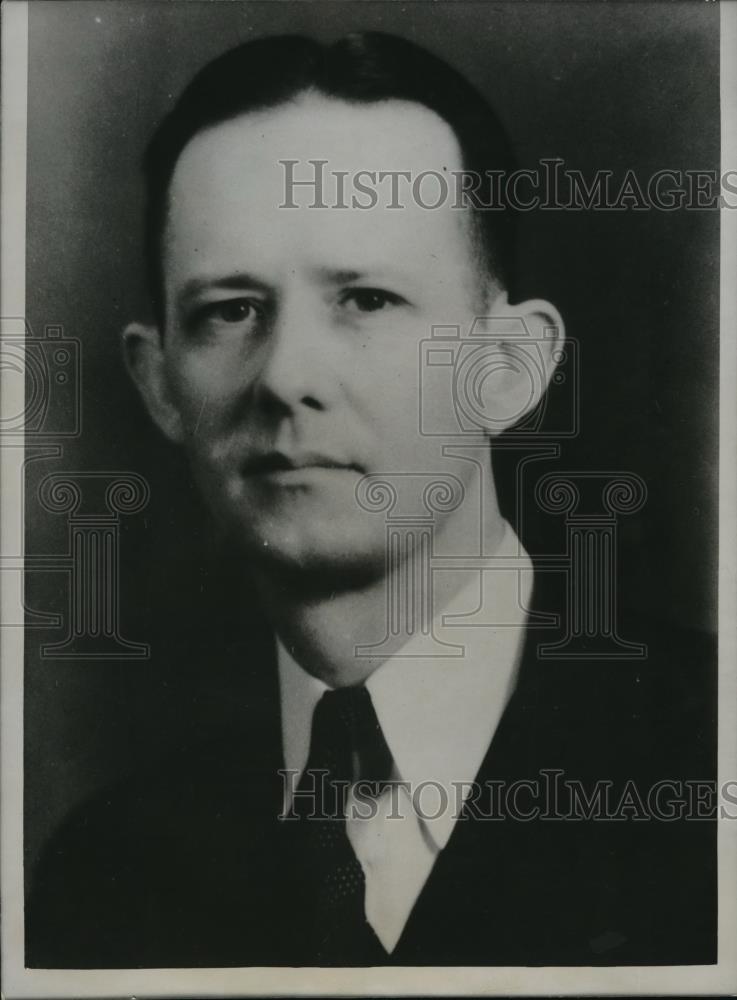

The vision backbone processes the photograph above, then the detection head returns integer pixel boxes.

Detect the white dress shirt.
[278,520,533,953]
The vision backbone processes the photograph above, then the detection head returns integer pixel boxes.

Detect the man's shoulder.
[431,608,718,967]
[519,567,717,741]
[26,725,288,968]
[492,596,717,785]
[25,610,287,972]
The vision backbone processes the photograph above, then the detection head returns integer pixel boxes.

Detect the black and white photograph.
[1,0,736,995]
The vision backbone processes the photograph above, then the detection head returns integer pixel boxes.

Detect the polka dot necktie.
[295,684,393,964]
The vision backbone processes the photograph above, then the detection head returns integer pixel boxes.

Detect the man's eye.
[340,288,404,313]
[205,299,260,324]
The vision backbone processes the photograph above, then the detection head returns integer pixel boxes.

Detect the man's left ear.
[480,291,566,436]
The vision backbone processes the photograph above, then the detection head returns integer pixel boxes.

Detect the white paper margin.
[2,0,736,995]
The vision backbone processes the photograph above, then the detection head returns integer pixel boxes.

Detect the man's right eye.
[198,298,261,325]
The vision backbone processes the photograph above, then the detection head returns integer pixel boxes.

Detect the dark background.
[24,1,719,875]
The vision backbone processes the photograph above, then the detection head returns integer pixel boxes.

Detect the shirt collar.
[277,520,532,851]
[278,642,329,788]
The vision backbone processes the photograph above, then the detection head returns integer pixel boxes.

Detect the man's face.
[157,95,492,580]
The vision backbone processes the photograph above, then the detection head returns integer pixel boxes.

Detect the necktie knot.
[308,684,393,792]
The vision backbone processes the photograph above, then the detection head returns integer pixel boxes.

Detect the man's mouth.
[241,451,364,476]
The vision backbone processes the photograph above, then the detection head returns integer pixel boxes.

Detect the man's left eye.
[339,288,404,313]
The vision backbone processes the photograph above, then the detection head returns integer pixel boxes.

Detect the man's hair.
[143,31,519,326]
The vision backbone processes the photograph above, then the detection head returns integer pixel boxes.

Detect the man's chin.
[235,526,387,594]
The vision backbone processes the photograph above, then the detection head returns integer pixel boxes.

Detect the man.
[26,32,716,968]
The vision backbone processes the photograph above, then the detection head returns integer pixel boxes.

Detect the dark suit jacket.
[26,567,717,968]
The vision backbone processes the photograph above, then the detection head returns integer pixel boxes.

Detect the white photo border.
[2,0,736,995]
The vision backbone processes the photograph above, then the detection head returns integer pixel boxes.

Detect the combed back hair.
[143,31,519,326]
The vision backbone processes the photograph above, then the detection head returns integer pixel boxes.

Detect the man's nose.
[253,293,332,414]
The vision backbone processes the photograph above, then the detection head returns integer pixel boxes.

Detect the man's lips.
[241,451,364,476]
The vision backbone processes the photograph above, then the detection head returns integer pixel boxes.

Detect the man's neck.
[254,473,507,688]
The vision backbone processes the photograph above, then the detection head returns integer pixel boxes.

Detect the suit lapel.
[390,569,571,964]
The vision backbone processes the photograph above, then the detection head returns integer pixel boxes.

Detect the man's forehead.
[170,93,466,189]
[163,93,479,292]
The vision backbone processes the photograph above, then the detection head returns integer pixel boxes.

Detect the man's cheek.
[175,380,233,438]
[176,351,244,404]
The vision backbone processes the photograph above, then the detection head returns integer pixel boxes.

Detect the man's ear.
[477,291,566,436]
[122,323,185,443]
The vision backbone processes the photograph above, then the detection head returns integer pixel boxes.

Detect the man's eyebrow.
[312,265,420,288]
[175,266,421,309]
[176,274,272,307]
